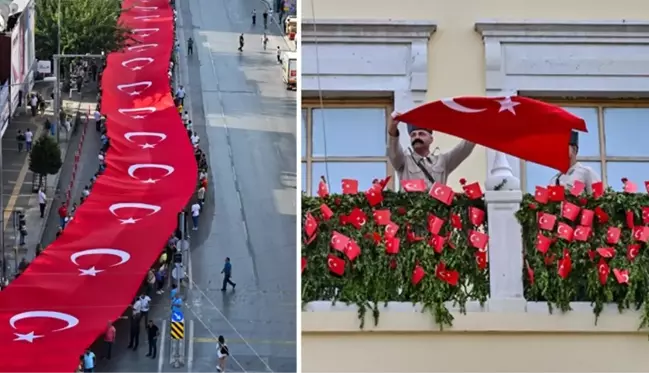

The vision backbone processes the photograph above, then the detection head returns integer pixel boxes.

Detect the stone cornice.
[475,20,649,39]
[301,19,437,43]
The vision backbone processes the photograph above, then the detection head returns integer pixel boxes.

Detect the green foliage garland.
[301,190,490,329]
[516,187,649,327]
[29,134,62,176]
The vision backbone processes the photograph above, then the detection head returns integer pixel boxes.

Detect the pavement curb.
[35,100,84,246]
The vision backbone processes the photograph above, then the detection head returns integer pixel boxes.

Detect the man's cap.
[570,131,579,146]
[407,124,432,134]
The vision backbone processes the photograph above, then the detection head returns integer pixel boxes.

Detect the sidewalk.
[1,81,98,275]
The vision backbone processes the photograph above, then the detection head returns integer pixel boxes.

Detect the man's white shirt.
[191,203,201,217]
[140,296,151,312]
[38,190,46,204]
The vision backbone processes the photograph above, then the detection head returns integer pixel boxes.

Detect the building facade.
[301,0,649,371]
[301,0,649,196]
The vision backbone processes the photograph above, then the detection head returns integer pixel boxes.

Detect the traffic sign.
[170,321,184,340]
[171,310,184,322]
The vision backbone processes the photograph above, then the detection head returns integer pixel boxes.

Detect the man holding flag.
[389,112,476,188]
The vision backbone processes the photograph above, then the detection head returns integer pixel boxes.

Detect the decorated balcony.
[301,151,649,372]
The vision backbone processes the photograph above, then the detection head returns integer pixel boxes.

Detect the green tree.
[29,134,62,177]
[35,0,131,60]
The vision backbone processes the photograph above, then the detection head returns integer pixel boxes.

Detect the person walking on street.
[276,46,282,63]
[82,348,96,372]
[176,85,186,106]
[238,34,245,52]
[16,130,24,152]
[127,313,140,351]
[262,33,269,50]
[262,10,268,29]
[29,94,37,117]
[216,335,229,372]
[38,188,47,218]
[104,321,116,360]
[145,320,160,359]
[187,37,194,56]
[139,293,152,324]
[58,203,68,228]
[191,202,201,230]
[221,257,236,291]
[251,9,256,25]
[24,128,33,152]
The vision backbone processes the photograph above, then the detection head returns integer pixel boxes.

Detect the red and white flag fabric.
[0,1,196,371]
[395,96,587,173]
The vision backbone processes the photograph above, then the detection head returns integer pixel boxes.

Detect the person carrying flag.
[389,112,475,189]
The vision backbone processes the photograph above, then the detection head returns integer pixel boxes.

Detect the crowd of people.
[75,8,216,371]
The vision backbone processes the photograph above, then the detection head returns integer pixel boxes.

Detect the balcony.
[301,151,649,372]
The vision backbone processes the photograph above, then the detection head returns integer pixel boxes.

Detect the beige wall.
[302,0,649,187]
[301,1,649,370]
[302,305,649,372]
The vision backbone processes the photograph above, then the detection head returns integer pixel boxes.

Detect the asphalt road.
[98,0,297,371]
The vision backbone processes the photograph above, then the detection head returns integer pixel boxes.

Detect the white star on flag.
[140,143,155,149]
[14,331,43,343]
[120,218,139,224]
[497,97,520,115]
[141,178,157,184]
[79,266,104,276]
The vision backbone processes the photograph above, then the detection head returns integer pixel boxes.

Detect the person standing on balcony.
[389,113,475,189]
[549,131,601,193]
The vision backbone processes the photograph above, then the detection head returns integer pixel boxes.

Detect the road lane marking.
[4,126,43,230]
[158,319,167,373]
[187,319,194,372]
[192,337,295,345]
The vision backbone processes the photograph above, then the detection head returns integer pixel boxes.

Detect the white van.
[281,51,297,90]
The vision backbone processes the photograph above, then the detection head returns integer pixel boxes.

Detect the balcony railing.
[302,151,649,329]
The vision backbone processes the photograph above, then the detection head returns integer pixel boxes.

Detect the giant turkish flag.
[395,96,587,173]
[0,0,196,371]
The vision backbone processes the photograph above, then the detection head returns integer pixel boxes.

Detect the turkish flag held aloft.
[395,96,587,173]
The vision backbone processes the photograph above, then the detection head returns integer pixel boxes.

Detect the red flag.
[344,240,361,261]
[557,222,574,241]
[327,254,345,276]
[341,179,359,194]
[330,231,350,251]
[561,202,580,221]
[468,230,489,251]
[627,244,640,261]
[435,262,460,286]
[412,265,426,285]
[301,257,307,273]
[643,207,649,224]
[475,250,487,270]
[462,182,483,199]
[558,249,572,279]
[372,210,391,225]
[395,96,586,173]
[468,207,485,226]
[365,184,384,206]
[592,181,604,198]
[430,235,446,254]
[606,227,621,244]
[573,226,591,242]
[570,180,585,196]
[633,226,649,243]
[536,233,552,254]
[304,213,318,237]
[427,214,445,235]
[320,204,333,220]
[401,179,426,192]
[597,258,610,285]
[385,237,400,254]
[596,247,615,258]
[548,185,565,202]
[613,268,630,284]
[317,177,329,198]
[580,209,594,226]
[385,222,399,238]
[429,182,454,205]
[537,212,557,231]
[534,186,549,204]
[348,208,367,230]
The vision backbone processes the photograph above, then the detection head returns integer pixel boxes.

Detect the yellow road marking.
[4,125,43,230]
[193,337,295,345]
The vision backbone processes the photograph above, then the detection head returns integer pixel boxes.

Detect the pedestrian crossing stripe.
[170,321,184,340]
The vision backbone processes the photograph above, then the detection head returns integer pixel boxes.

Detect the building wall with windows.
[301,0,649,196]
[301,0,649,371]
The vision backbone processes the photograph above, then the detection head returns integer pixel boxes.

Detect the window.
[522,103,649,193]
[302,99,393,195]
